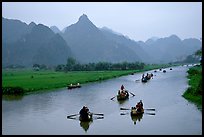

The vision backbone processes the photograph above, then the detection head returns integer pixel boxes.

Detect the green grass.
[2,64,177,95]
[2,69,139,94]
[182,65,202,109]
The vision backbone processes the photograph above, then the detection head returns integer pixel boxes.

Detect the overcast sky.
[2,2,202,41]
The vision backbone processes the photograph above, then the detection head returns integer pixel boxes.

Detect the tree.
[65,57,77,71]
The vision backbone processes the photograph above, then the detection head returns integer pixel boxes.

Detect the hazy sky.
[2,2,202,41]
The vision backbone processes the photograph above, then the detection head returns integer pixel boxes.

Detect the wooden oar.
[144,108,155,111]
[67,117,78,120]
[120,112,129,115]
[95,117,104,120]
[145,112,155,115]
[110,95,117,100]
[91,113,104,116]
[120,107,131,110]
[127,91,135,96]
[120,108,155,111]
[67,114,79,118]
[120,112,155,115]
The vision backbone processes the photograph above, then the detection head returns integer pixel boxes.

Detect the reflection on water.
[130,114,143,125]
[80,120,93,132]
[117,99,128,105]
[2,95,24,101]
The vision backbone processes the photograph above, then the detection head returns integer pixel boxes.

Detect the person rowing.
[79,106,92,121]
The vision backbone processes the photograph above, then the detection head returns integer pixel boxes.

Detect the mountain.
[100,27,152,63]
[61,14,142,63]
[50,26,61,33]
[3,15,201,66]
[2,17,36,44]
[2,18,73,67]
[141,35,202,63]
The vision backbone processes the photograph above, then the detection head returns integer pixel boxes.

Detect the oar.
[120,112,155,115]
[120,108,156,111]
[91,113,104,116]
[67,114,79,118]
[120,112,129,115]
[127,91,135,96]
[144,108,155,111]
[110,95,117,100]
[120,107,131,110]
[95,117,104,120]
[145,112,155,115]
[67,117,78,120]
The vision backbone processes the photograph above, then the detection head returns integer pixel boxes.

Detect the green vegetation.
[2,64,173,95]
[182,65,202,109]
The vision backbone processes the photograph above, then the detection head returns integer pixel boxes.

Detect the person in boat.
[151,73,153,79]
[121,85,125,91]
[142,74,144,79]
[118,85,125,95]
[79,106,90,120]
[138,100,143,108]
[136,100,143,113]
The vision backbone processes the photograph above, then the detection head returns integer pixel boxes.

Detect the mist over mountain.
[50,26,61,34]
[141,34,201,63]
[2,14,201,67]
[2,18,73,67]
[61,14,142,63]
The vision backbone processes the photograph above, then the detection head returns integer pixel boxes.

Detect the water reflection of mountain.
[130,113,143,125]
[79,120,93,132]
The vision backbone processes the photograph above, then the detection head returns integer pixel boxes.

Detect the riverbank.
[2,64,175,95]
[182,65,202,109]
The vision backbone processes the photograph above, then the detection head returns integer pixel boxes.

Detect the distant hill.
[61,14,142,63]
[50,26,61,34]
[141,35,202,63]
[2,18,73,67]
[2,15,202,67]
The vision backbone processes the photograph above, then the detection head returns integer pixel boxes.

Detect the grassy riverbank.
[182,65,202,109]
[2,63,175,95]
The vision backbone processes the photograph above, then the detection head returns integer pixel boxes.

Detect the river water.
[2,65,202,135]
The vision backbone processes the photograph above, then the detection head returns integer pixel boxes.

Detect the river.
[2,65,202,135]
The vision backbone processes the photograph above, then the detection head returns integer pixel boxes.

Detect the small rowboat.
[67,84,81,89]
[117,90,129,100]
[130,107,144,116]
[141,77,147,83]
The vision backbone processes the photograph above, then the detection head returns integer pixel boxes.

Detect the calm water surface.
[2,65,202,135]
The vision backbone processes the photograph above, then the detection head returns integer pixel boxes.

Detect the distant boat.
[67,83,81,89]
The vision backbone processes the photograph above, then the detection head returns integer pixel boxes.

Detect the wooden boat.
[79,113,93,122]
[117,90,129,100]
[141,77,147,83]
[67,84,81,89]
[130,107,144,116]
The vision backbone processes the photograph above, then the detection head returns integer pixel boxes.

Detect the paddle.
[67,117,78,120]
[144,108,155,111]
[145,112,155,115]
[120,107,155,111]
[120,107,131,110]
[120,112,155,115]
[95,117,104,120]
[110,95,117,100]
[91,113,104,116]
[120,112,129,115]
[127,90,135,96]
[67,114,79,118]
